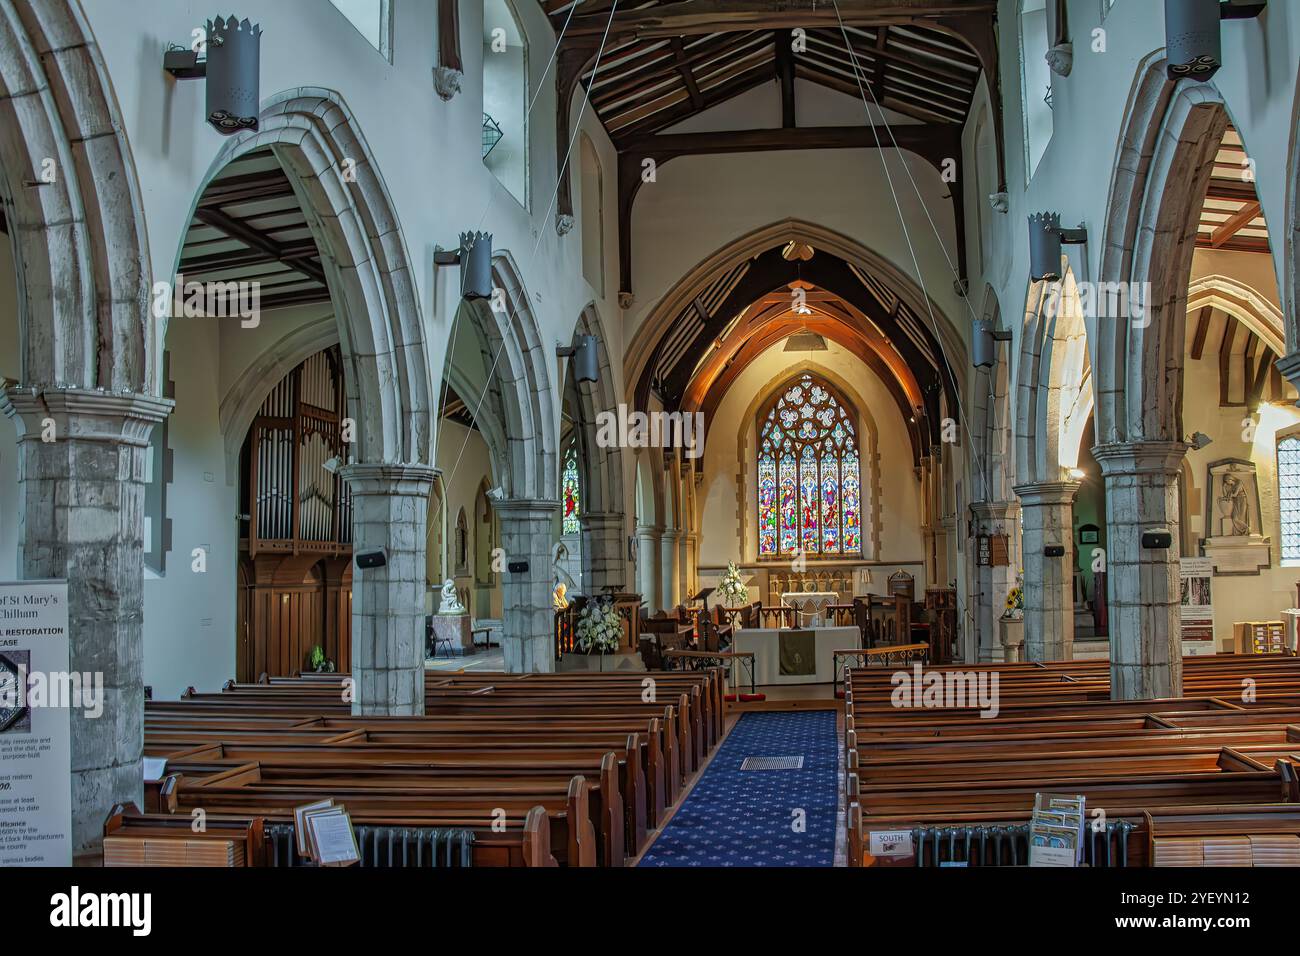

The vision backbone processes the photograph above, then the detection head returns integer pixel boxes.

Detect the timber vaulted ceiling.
[542,0,1003,297]
[637,240,956,464]
[180,148,332,313]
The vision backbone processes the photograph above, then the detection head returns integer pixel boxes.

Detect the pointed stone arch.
[194,87,432,467]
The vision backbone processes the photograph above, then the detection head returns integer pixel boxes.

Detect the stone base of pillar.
[498,499,561,672]
[342,463,435,716]
[2,386,173,854]
[1014,481,1079,662]
[1094,441,1186,700]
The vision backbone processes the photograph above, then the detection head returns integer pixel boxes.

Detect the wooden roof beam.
[1210,200,1261,248]
[194,207,328,286]
[567,1,996,38]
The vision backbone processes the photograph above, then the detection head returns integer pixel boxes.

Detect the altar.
[732,626,859,686]
[779,591,840,627]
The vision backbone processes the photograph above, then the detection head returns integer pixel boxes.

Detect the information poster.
[1179,557,1215,655]
[0,581,71,866]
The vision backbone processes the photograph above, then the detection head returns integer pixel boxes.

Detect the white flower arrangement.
[576,598,623,654]
[718,562,748,606]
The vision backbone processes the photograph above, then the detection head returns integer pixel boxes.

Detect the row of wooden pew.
[106,668,726,867]
[843,654,1300,866]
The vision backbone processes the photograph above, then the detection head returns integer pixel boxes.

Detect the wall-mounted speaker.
[355,550,387,569]
[1141,530,1173,550]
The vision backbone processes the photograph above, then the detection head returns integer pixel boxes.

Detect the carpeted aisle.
[638,710,839,867]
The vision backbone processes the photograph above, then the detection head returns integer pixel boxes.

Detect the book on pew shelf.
[294,799,335,859]
[142,757,167,782]
[1028,793,1086,867]
[306,808,360,867]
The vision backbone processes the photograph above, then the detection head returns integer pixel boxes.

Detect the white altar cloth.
[732,626,858,686]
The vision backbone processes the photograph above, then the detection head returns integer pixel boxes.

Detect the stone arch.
[451,249,557,501]
[0,0,153,392]
[572,303,623,514]
[1186,274,1286,356]
[971,286,1014,503]
[218,316,338,482]
[569,303,626,593]
[1016,263,1092,485]
[624,218,968,407]
[1095,52,1230,446]
[192,87,432,467]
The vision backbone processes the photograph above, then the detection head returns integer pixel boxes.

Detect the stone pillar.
[661,529,681,609]
[683,532,698,601]
[1,387,172,854]
[637,525,663,612]
[1093,442,1185,700]
[341,463,434,716]
[970,500,1020,663]
[496,499,560,672]
[1014,481,1079,662]
[580,511,627,594]
[678,530,690,601]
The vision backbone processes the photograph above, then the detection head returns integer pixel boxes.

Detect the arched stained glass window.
[562,445,581,536]
[758,373,862,557]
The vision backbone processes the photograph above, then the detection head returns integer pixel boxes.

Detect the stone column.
[1092,442,1185,699]
[1013,481,1079,662]
[683,532,699,601]
[636,525,663,613]
[341,463,435,716]
[496,499,560,672]
[580,511,627,594]
[678,530,690,601]
[1,387,172,854]
[661,529,681,609]
[970,500,1020,663]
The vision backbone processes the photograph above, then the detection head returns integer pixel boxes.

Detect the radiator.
[266,823,475,867]
[911,820,1134,867]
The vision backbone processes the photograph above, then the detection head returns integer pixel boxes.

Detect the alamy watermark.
[890,662,1000,718]
[1043,280,1152,327]
[595,403,704,458]
[0,666,103,719]
[151,272,262,328]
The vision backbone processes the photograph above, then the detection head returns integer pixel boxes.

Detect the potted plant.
[309,645,336,673]
[998,576,1025,662]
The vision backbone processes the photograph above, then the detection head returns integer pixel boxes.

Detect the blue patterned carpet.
[638,711,839,867]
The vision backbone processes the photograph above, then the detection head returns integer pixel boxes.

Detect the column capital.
[493,497,561,520]
[1,386,172,446]
[1091,440,1187,477]
[340,462,436,497]
[579,511,626,529]
[1276,349,1300,389]
[970,499,1020,522]
[1012,480,1080,507]
[636,524,665,537]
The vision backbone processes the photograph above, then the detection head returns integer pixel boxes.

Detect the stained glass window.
[562,445,581,536]
[757,373,862,557]
[1279,435,1300,563]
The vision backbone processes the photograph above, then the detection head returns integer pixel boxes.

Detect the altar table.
[732,626,859,686]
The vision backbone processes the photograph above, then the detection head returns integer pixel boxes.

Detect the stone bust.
[438,578,466,615]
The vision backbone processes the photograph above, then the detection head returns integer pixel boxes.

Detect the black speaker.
[1141,530,1173,550]
[1044,544,1066,558]
[355,549,387,569]
[507,561,529,574]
